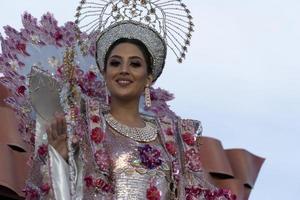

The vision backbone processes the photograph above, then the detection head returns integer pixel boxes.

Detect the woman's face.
[104,42,153,101]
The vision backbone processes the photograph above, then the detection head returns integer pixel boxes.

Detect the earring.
[104,81,110,105]
[145,85,151,108]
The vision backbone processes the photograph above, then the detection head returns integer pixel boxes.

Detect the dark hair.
[104,38,153,74]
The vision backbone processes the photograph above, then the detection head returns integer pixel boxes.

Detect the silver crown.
[75,0,194,80]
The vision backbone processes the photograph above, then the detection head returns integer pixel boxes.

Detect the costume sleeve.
[26,97,111,200]
[48,145,71,200]
[23,96,87,200]
[78,97,114,200]
[24,126,86,200]
[177,119,237,200]
[49,144,85,200]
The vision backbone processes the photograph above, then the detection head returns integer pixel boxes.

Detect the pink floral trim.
[146,87,177,118]
[185,185,237,200]
[160,118,178,160]
[23,182,51,200]
[94,178,113,193]
[185,148,202,172]
[165,141,177,156]
[37,144,48,158]
[91,115,100,123]
[91,127,105,144]
[84,176,94,187]
[85,99,114,196]
[165,127,174,136]
[94,149,110,172]
[23,187,39,200]
[182,131,196,146]
[158,116,182,196]
[88,99,106,146]
[146,185,161,200]
[179,119,203,172]
[76,69,106,99]
[25,143,53,198]
[16,85,26,95]
[39,183,51,195]
[84,176,113,193]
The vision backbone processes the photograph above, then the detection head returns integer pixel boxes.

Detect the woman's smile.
[104,42,152,101]
[115,77,133,87]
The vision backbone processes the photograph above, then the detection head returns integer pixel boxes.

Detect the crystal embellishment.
[104,113,158,142]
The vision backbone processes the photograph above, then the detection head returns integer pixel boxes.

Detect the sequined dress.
[78,106,177,200]
[103,126,172,199]
[22,97,238,200]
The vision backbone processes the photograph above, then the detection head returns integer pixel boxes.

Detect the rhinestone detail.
[104,113,158,142]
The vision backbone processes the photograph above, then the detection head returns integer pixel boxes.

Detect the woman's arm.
[24,113,81,200]
[46,113,68,161]
[176,118,237,200]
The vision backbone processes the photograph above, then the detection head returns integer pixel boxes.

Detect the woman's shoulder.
[153,114,203,137]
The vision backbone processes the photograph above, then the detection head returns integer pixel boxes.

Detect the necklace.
[104,113,158,142]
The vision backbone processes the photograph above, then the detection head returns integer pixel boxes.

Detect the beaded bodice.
[104,126,172,199]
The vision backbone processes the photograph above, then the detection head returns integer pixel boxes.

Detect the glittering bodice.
[104,125,172,200]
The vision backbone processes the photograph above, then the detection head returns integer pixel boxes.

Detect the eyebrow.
[109,55,143,60]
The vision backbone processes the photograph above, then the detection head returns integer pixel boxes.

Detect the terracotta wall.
[0,84,30,199]
[198,136,265,200]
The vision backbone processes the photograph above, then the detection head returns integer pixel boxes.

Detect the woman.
[0,0,265,199]
[0,1,263,200]
[41,35,236,200]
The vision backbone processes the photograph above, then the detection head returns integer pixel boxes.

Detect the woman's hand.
[46,113,68,161]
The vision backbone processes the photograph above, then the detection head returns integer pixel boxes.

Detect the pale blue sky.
[1,1,300,199]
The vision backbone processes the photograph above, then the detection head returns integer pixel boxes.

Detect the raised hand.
[46,113,68,161]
